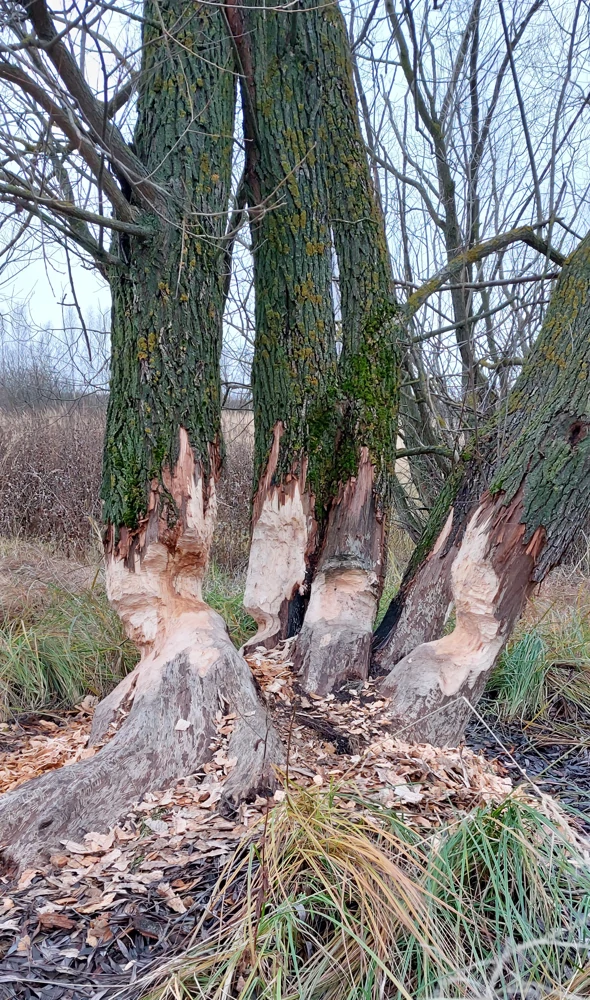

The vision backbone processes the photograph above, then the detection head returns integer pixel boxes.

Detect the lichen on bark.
[240,0,338,501]
[490,235,590,579]
[315,1,401,507]
[373,232,590,741]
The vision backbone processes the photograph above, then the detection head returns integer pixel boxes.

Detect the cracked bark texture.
[231,0,338,651]
[294,3,401,694]
[376,234,590,743]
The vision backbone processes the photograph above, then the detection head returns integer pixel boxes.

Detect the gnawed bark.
[242,424,316,652]
[295,449,384,694]
[376,234,590,743]
[372,465,480,671]
[379,489,542,742]
[0,433,282,868]
[291,4,401,692]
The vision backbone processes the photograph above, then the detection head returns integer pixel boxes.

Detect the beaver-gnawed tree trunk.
[0,0,281,868]
[227,0,400,677]
[228,0,338,653]
[373,234,590,744]
[293,3,401,696]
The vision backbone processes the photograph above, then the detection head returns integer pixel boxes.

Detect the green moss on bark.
[102,0,235,531]
[243,1,401,523]
[490,235,590,577]
[315,3,401,508]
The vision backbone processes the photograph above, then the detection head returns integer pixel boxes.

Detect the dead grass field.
[0,404,254,569]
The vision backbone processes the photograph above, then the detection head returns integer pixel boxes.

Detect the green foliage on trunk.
[102,0,235,531]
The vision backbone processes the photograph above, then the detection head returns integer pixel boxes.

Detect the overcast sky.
[3,244,110,330]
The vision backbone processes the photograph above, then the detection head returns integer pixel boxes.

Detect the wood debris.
[0,644,520,997]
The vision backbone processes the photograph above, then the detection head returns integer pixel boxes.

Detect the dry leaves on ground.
[0,644,520,997]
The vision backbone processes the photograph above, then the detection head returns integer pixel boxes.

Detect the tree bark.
[372,465,480,669]
[293,4,401,695]
[374,234,590,743]
[0,0,282,868]
[230,0,338,652]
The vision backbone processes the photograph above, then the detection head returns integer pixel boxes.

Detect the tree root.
[0,608,284,869]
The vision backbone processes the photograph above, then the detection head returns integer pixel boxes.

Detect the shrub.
[0,404,255,573]
[0,404,104,554]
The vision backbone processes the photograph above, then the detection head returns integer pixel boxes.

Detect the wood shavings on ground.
[0,644,561,999]
[0,701,96,796]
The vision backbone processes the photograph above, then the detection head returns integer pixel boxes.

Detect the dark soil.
[466,708,590,829]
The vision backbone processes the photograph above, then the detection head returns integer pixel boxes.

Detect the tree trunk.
[375,235,590,743]
[0,0,282,868]
[293,4,401,695]
[372,465,480,670]
[230,0,338,653]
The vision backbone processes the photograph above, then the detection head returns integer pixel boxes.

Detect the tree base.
[242,435,314,653]
[294,568,378,695]
[379,492,540,745]
[0,607,283,869]
[379,646,489,744]
[372,509,457,674]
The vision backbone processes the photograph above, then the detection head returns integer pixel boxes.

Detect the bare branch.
[407,225,563,315]
[0,180,150,236]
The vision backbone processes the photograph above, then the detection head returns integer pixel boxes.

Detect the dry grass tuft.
[135,785,590,1000]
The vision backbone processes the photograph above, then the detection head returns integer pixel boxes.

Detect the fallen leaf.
[157,882,187,913]
[17,869,38,890]
[175,718,191,731]
[84,830,115,852]
[61,839,90,855]
[76,891,117,914]
[49,854,70,868]
[86,913,113,946]
[38,912,76,931]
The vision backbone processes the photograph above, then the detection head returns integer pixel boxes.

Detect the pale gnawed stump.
[0,432,283,869]
[243,425,316,653]
[295,450,384,695]
[380,490,543,744]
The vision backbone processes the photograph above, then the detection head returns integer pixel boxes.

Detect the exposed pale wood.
[0,431,283,868]
[295,450,384,694]
[379,490,542,743]
[243,423,316,652]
